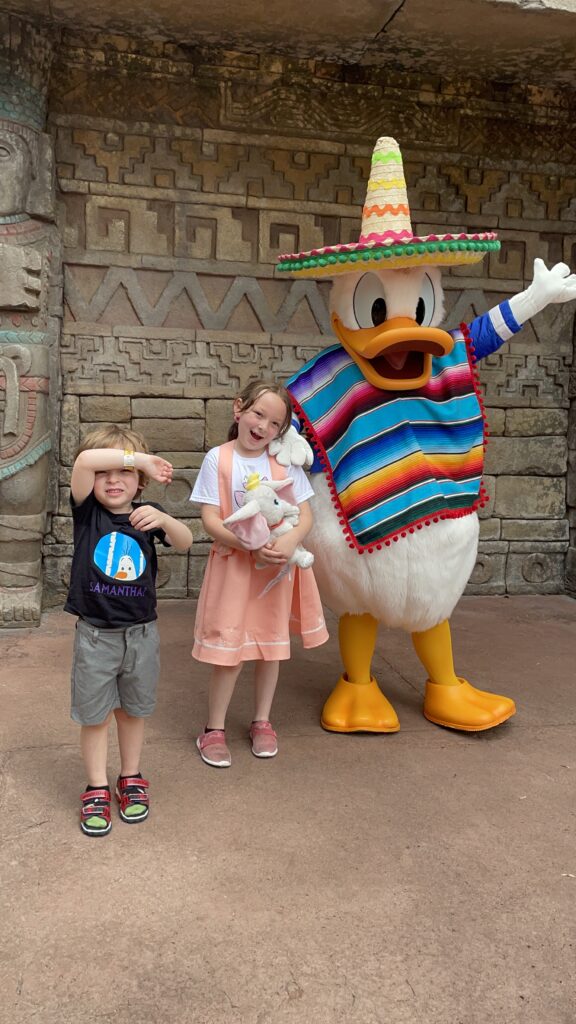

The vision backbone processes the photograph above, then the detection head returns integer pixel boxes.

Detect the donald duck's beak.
[331,314,455,391]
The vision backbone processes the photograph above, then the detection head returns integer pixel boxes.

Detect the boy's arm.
[128,505,192,552]
[158,513,193,552]
[70,449,173,503]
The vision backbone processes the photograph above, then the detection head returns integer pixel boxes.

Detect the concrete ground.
[1,595,575,1024]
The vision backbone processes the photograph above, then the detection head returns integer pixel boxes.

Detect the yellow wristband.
[123,449,135,469]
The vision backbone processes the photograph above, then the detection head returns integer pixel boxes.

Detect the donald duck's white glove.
[269,425,314,468]
[508,259,576,324]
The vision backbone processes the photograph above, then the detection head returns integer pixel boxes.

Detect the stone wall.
[42,32,576,604]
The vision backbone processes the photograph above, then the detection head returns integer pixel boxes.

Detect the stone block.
[59,396,80,467]
[58,485,71,515]
[465,552,506,595]
[505,408,568,436]
[188,551,210,596]
[494,476,565,518]
[565,547,576,596]
[568,405,576,451]
[501,519,568,541]
[145,471,196,516]
[43,554,72,599]
[484,437,566,476]
[505,552,565,594]
[479,518,501,540]
[485,407,505,436]
[156,452,204,469]
[478,541,508,553]
[50,517,74,544]
[156,551,190,599]
[508,541,567,553]
[567,452,576,508]
[206,399,233,449]
[191,520,210,543]
[131,398,204,418]
[131,419,204,451]
[80,396,131,422]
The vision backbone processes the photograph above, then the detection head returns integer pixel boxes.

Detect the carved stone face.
[0,131,33,216]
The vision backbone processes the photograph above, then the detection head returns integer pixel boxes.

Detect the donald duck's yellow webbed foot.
[321,675,400,733]
[423,679,516,731]
[413,618,515,731]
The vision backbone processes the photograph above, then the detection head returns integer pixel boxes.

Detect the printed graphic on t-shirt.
[234,468,270,510]
[93,532,146,581]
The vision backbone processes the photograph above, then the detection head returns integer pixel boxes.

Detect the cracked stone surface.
[2,0,576,84]
[1,595,576,1023]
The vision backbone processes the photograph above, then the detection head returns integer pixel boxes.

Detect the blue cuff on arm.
[467,301,523,361]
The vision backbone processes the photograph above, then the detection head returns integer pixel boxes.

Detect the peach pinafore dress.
[192,441,328,666]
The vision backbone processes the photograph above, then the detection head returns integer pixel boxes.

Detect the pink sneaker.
[249,720,278,758]
[196,730,231,768]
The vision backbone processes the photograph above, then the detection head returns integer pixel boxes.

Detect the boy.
[65,425,192,836]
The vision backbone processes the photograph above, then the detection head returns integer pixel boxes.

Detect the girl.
[190,379,328,767]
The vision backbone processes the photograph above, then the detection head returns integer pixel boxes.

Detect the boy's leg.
[114,708,150,823]
[79,716,113,836]
[80,715,112,786]
[115,708,145,776]
[114,623,159,821]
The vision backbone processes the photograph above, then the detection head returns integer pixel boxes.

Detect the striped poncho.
[287,326,488,552]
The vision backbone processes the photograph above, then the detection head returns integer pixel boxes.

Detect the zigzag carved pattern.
[63,267,332,334]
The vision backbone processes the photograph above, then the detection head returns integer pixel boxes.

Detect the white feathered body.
[307,474,478,633]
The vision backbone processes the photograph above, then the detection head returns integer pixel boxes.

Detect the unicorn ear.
[223,499,261,524]
[266,478,294,492]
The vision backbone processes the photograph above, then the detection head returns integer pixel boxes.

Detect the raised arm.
[70,449,173,503]
[467,259,576,362]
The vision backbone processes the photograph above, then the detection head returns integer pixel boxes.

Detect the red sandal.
[80,788,112,837]
[115,776,150,823]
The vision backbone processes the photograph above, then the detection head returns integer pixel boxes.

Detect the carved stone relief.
[0,15,61,626]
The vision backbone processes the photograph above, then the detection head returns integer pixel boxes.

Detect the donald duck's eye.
[415,274,435,327]
[353,273,388,329]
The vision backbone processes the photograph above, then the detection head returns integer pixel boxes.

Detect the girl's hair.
[77,424,150,492]
[228,380,293,441]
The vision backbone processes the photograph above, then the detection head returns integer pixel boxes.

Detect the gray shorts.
[71,618,160,726]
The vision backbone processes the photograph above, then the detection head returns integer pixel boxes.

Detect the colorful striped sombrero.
[277,136,499,278]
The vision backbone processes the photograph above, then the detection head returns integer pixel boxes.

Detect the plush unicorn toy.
[272,135,576,735]
[223,472,314,569]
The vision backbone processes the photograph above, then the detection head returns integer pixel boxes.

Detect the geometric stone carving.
[46,37,576,605]
[64,267,332,334]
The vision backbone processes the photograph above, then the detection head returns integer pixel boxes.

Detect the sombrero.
[277,136,499,278]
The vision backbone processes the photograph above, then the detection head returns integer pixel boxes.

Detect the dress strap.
[217,440,236,519]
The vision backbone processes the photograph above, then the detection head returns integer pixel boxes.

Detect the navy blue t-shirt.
[64,492,170,628]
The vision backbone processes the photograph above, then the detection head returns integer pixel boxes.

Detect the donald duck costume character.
[273,136,576,734]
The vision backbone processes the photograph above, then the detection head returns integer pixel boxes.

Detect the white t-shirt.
[190,446,314,512]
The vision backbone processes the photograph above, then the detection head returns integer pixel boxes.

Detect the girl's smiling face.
[233,390,287,457]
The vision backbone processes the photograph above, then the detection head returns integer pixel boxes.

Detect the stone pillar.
[0,15,61,626]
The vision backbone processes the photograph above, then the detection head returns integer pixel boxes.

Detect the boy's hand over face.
[144,455,173,484]
[129,505,168,533]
